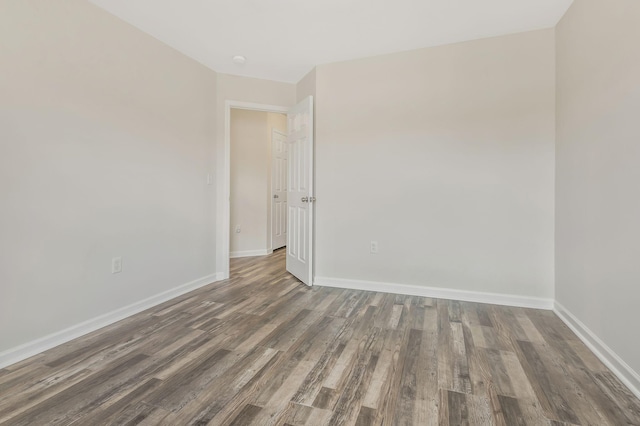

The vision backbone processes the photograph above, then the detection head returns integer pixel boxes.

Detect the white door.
[271,129,287,250]
[286,96,314,286]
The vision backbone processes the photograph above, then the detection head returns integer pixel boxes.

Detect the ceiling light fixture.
[232,55,246,65]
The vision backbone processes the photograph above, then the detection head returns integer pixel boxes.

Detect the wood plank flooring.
[1,249,639,425]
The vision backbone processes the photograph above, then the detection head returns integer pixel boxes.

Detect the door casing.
[218,101,291,280]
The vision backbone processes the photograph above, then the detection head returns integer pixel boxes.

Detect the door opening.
[219,98,314,286]
[229,109,287,259]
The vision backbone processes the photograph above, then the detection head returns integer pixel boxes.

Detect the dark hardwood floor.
[1,249,639,425]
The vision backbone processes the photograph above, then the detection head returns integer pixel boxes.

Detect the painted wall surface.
[556,0,640,376]
[230,110,286,254]
[0,1,217,352]
[315,29,556,298]
[296,68,317,103]
[214,74,296,273]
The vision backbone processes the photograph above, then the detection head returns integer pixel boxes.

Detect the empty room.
[1,0,639,425]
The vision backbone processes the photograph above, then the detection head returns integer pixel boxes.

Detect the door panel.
[286,96,314,286]
[271,129,287,250]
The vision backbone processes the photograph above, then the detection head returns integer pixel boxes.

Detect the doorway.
[216,101,289,280]
[218,98,315,285]
[229,109,287,259]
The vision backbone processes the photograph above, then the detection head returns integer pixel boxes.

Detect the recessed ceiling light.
[232,55,246,65]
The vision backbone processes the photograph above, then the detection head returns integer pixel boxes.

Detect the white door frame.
[218,101,290,279]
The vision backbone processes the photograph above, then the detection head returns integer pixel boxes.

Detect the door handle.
[301,197,308,202]
[274,194,279,199]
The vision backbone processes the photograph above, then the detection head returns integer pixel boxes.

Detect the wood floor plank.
[498,394,530,426]
[289,317,349,406]
[484,349,517,397]
[413,327,439,426]
[360,329,402,410]
[0,249,638,425]
[5,353,150,426]
[446,390,470,426]
[459,308,493,398]
[251,316,345,410]
[167,346,281,425]
[326,327,382,425]
[227,404,263,426]
[592,370,640,422]
[145,348,233,411]
[69,377,163,425]
[355,405,377,426]
[392,328,423,425]
[514,340,582,424]
[0,368,94,423]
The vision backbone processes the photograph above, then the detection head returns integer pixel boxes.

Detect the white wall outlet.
[112,257,122,274]
[370,241,379,254]
[235,225,241,233]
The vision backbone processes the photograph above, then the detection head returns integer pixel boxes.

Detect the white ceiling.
[89,0,573,84]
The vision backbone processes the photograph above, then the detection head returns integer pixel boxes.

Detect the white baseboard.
[230,249,272,258]
[554,301,640,400]
[314,276,554,310]
[0,273,222,370]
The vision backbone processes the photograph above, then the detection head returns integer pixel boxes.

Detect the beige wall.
[0,1,217,353]
[230,110,286,255]
[556,0,640,382]
[296,68,317,103]
[315,29,556,298]
[214,74,296,273]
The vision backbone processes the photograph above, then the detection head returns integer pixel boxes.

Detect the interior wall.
[314,29,556,299]
[0,0,217,353]
[215,74,296,274]
[556,0,640,379]
[296,68,317,103]
[230,110,286,255]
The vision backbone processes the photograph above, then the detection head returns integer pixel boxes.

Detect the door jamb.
[218,101,290,279]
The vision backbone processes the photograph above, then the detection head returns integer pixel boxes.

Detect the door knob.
[301,197,309,202]
[273,194,279,199]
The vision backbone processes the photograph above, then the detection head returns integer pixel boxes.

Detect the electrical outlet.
[370,241,379,254]
[112,257,122,274]
[235,225,241,233]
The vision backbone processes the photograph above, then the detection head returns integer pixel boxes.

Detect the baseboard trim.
[230,249,272,258]
[554,301,640,400]
[0,273,222,369]
[314,276,553,310]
